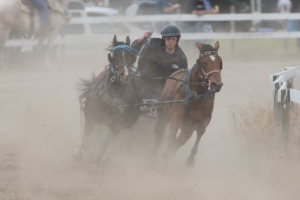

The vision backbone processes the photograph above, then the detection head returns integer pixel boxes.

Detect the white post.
[250,0,256,13]
[256,0,262,13]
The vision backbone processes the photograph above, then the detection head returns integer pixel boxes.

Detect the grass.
[229,97,300,159]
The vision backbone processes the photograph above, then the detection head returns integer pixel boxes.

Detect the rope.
[139,75,207,86]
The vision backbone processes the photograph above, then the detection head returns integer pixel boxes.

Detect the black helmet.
[161,25,181,38]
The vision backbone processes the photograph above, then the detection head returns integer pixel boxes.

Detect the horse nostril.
[211,82,223,92]
[211,82,217,88]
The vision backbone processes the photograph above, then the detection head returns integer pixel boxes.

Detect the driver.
[131,24,188,100]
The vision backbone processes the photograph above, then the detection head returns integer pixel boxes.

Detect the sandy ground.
[1,41,300,200]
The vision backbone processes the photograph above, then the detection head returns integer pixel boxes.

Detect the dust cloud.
[1,32,300,200]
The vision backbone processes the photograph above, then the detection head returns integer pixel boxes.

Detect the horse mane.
[198,43,215,53]
[106,41,127,52]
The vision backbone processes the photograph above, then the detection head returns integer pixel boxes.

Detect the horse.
[153,41,223,168]
[0,0,70,67]
[73,35,142,167]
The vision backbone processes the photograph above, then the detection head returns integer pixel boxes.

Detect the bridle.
[195,50,222,83]
[109,45,140,82]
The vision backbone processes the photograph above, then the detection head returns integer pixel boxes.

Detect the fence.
[2,12,300,69]
[270,67,300,144]
[4,13,300,48]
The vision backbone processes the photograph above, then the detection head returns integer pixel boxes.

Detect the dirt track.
[1,43,300,200]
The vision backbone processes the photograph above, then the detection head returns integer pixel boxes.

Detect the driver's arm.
[131,31,152,51]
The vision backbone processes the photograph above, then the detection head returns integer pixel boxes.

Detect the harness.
[84,45,141,114]
[109,45,140,82]
[165,50,222,106]
[110,45,140,57]
[99,70,134,114]
[180,65,214,106]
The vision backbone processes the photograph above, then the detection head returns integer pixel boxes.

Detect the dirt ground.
[1,40,300,200]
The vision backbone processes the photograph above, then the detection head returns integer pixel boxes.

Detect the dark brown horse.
[73,35,142,167]
[154,41,223,168]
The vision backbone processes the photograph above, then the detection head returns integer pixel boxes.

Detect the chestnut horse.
[73,35,142,167]
[0,0,69,66]
[154,41,223,168]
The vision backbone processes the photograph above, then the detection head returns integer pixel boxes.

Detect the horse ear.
[113,35,117,46]
[108,53,114,64]
[214,41,220,51]
[126,36,131,46]
[196,42,203,51]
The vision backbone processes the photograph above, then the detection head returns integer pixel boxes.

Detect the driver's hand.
[143,31,152,40]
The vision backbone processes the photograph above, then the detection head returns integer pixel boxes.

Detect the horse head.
[196,41,223,93]
[107,35,138,84]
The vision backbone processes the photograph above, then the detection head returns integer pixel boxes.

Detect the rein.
[139,75,207,86]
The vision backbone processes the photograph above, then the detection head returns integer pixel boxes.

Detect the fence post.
[273,76,281,123]
[281,82,290,144]
[230,6,236,55]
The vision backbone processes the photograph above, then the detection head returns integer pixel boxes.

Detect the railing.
[270,67,300,143]
[4,13,300,48]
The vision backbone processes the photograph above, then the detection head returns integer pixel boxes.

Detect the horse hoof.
[72,149,83,162]
[185,157,195,168]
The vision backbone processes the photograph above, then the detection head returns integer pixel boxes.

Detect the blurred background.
[2,0,300,69]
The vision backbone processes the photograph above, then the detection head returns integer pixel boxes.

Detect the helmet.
[161,25,181,38]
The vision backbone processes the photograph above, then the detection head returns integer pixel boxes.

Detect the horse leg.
[73,120,95,162]
[186,125,206,168]
[94,129,120,168]
[174,126,195,152]
[162,112,184,161]
[153,118,168,157]
[125,128,134,154]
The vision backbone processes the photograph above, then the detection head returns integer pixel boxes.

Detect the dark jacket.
[131,38,188,98]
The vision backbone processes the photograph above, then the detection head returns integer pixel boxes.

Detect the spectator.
[110,0,131,14]
[180,0,218,33]
[155,0,181,31]
[276,0,296,31]
[276,0,292,13]
[290,0,300,51]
